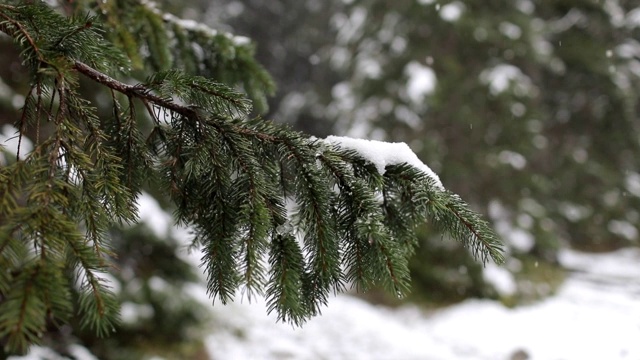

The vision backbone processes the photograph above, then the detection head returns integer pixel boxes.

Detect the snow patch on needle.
[324,135,444,190]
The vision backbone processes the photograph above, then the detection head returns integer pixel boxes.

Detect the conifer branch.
[0,5,43,63]
[0,2,505,355]
[71,61,198,119]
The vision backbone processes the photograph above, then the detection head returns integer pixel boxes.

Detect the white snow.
[439,2,465,22]
[558,202,592,222]
[499,22,522,40]
[324,135,444,189]
[483,261,517,297]
[335,7,368,44]
[515,0,535,14]
[9,242,640,360]
[625,171,640,197]
[627,8,640,28]
[142,0,250,47]
[508,228,535,252]
[135,191,172,238]
[488,199,535,253]
[498,150,527,169]
[66,345,99,360]
[607,220,638,241]
[603,0,625,28]
[120,301,155,324]
[480,64,533,96]
[404,61,437,104]
[203,247,640,360]
[356,57,382,79]
[615,40,640,59]
[0,124,34,161]
[9,345,98,360]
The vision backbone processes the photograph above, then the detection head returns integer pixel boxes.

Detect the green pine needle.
[0,1,504,353]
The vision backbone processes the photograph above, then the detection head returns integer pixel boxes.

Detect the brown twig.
[72,61,199,119]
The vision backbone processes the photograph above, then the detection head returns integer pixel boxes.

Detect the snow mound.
[325,135,444,189]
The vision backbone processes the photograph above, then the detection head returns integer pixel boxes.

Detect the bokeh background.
[1,0,639,358]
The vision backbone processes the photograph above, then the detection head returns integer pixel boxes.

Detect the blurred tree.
[200,0,345,136]
[0,0,501,357]
[331,0,640,252]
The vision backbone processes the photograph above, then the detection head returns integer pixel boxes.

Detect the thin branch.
[0,7,44,63]
[72,61,199,119]
[72,61,279,142]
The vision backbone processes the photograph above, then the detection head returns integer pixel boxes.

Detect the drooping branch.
[71,62,502,270]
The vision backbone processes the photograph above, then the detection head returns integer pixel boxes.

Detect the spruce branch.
[0,4,43,63]
[0,2,505,354]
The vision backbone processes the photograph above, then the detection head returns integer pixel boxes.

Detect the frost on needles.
[0,0,503,354]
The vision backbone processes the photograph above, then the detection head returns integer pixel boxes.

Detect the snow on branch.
[324,135,444,190]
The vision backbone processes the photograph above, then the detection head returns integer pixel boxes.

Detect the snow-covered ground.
[10,248,640,360]
[203,248,640,360]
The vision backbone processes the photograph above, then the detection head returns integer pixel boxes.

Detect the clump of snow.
[499,21,522,40]
[142,0,251,48]
[101,272,122,295]
[625,171,640,197]
[607,220,638,241]
[550,8,588,33]
[603,0,625,28]
[483,261,517,297]
[439,2,465,22]
[488,199,535,252]
[324,136,444,190]
[515,0,535,14]
[558,202,592,222]
[479,64,533,96]
[230,35,251,46]
[331,82,356,111]
[334,7,368,45]
[498,150,527,169]
[163,15,212,35]
[120,301,155,324]
[404,61,437,104]
[8,347,66,360]
[356,57,382,79]
[136,191,172,238]
[67,345,99,360]
[0,124,34,160]
[615,40,640,59]
[507,228,535,253]
[627,8,640,28]
[9,345,98,360]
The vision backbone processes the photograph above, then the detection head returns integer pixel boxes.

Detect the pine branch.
[0,5,39,58]
[0,3,505,354]
[71,61,193,118]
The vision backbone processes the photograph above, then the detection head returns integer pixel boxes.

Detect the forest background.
[1,0,639,358]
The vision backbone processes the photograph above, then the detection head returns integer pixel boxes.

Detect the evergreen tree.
[0,0,502,356]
